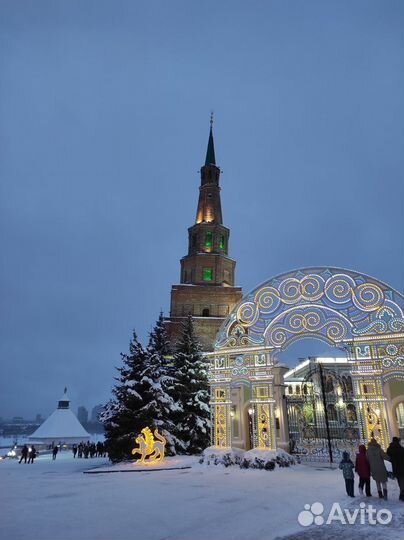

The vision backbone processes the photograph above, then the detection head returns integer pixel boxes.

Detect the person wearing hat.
[339,450,355,497]
[355,444,372,496]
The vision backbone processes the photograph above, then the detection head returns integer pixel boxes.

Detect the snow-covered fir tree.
[140,312,182,455]
[101,331,150,462]
[102,314,210,461]
[171,315,211,454]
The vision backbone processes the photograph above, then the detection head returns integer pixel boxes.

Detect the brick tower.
[165,118,243,351]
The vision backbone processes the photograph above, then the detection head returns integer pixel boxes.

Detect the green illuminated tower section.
[166,118,242,351]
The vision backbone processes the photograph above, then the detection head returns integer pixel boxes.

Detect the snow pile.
[242,448,295,469]
[200,446,295,469]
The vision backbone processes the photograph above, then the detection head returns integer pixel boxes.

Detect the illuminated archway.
[207,267,404,450]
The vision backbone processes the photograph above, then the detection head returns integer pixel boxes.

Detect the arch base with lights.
[206,267,404,456]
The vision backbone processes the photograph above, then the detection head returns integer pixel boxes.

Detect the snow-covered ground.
[0,453,403,540]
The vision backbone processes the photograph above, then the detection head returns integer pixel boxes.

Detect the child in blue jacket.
[339,450,355,497]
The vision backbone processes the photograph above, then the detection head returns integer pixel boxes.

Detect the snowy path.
[0,454,402,540]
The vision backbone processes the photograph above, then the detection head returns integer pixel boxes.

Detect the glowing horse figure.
[132,427,166,464]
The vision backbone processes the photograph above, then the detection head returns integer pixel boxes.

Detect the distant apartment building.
[91,404,104,423]
[77,406,88,425]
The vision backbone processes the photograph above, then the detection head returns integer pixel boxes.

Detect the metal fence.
[286,364,360,463]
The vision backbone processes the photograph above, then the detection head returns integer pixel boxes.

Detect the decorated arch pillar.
[250,381,276,450]
[210,382,232,448]
[350,335,404,449]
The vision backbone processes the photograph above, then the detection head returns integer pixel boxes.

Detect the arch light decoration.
[208,267,404,451]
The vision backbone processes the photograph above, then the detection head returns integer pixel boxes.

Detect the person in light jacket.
[367,438,390,500]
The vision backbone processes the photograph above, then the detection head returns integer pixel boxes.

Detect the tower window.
[202,308,210,317]
[205,231,213,248]
[219,234,225,249]
[203,268,213,281]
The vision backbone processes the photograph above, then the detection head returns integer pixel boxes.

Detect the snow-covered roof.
[29,391,90,443]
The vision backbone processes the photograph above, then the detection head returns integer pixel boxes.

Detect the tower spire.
[165,120,243,352]
[205,112,216,166]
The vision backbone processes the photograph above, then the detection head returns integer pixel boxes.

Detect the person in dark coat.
[19,445,28,464]
[339,450,355,497]
[387,437,404,501]
[27,446,37,464]
[83,444,89,459]
[355,444,372,496]
[367,438,390,500]
[72,444,77,458]
[52,445,59,460]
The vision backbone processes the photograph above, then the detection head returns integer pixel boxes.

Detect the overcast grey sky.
[1,0,403,418]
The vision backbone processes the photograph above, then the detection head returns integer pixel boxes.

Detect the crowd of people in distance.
[339,436,404,502]
[72,441,107,459]
[18,441,108,462]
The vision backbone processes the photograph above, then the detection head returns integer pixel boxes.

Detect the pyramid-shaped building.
[29,388,90,444]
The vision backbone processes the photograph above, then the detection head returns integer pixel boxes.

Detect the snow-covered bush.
[240,457,275,470]
[200,447,244,467]
[200,447,295,470]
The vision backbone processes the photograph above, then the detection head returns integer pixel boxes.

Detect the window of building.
[220,234,225,249]
[255,386,269,399]
[327,404,338,421]
[303,403,314,423]
[363,384,375,395]
[346,404,357,423]
[325,376,334,393]
[203,268,213,281]
[396,402,404,428]
[205,231,213,248]
[202,308,210,317]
